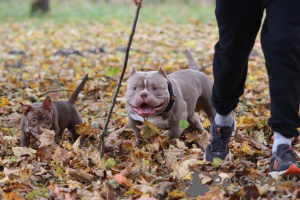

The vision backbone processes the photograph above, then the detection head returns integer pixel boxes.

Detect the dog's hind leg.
[67,124,79,142]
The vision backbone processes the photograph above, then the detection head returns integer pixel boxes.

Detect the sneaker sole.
[204,118,237,162]
[204,149,232,162]
[269,164,300,179]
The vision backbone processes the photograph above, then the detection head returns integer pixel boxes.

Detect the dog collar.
[163,81,176,113]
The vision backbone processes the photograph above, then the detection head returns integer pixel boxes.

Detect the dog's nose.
[141,92,148,99]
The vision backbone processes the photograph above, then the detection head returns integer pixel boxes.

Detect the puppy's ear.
[42,96,52,110]
[130,67,137,77]
[20,102,32,114]
[158,66,167,79]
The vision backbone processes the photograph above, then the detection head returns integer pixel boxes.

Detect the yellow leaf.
[168,189,187,198]
[242,141,254,155]
[76,122,93,135]
[0,98,11,107]
[123,188,140,196]
[202,119,211,128]
[42,64,49,69]
[144,121,158,132]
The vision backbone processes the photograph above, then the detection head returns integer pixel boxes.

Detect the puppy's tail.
[68,74,88,104]
[185,48,199,71]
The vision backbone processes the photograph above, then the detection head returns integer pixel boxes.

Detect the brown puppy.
[20,74,88,147]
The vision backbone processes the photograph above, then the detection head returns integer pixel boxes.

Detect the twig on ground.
[40,89,74,96]
[201,63,212,71]
[51,39,76,90]
[18,54,28,88]
[100,3,142,158]
[141,51,149,71]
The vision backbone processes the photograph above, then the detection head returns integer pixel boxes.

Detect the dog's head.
[126,67,169,118]
[20,96,52,137]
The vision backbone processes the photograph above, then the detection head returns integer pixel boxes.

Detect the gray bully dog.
[126,49,216,142]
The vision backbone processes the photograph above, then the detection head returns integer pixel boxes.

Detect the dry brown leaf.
[3,136,18,146]
[123,140,139,148]
[171,159,203,180]
[250,138,268,150]
[113,173,131,187]
[4,191,23,200]
[39,128,55,148]
[120,162,134,177]
[201,186,224,200]
[156,181,174,200]
[105,125,126,148]
[52,146,68,164]
[199,130,210,150]
[133,184,157,196]
[175,139,187,149]
[12,147,36,157]
[185,131,200,143]
[0,177,10,187]
[68,168,94,181]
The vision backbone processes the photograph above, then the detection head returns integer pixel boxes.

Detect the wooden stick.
[100,3,142,158]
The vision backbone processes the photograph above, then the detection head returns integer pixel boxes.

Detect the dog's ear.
[130,67,137,77]
[158,66,167,79]
[20,102,32,114]
[42,96,52,110]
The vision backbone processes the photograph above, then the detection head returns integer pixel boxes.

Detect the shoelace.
[278,148,298,162]
[211,128,236,152]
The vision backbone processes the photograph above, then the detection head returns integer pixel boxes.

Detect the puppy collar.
[163,81,176,113]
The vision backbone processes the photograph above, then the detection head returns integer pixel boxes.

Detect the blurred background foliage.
[0,0,215,25]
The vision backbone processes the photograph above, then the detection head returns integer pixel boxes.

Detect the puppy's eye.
[153,87,158,91]
[133,87,137,90]
[31,118,38,124]
[45,117,50,122]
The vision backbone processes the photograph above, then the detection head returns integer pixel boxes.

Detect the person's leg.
[261,0,300,176]
[211,0,265,116]
[261,0,300,139]
[205,0,265,162]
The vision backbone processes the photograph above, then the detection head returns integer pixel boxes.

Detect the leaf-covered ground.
[1,19,300,200]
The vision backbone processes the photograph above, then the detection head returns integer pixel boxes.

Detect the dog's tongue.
[137,104,155,118]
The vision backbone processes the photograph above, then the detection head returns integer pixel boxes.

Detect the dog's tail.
[68,74,88,104]
[185,48,199,71]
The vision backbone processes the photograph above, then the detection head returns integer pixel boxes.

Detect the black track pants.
[211,0,300,138]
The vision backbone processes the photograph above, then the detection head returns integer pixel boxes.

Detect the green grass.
[0,0,215,25]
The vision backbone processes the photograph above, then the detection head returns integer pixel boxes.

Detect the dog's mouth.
[30,130,41,139]
[130,101,166,118]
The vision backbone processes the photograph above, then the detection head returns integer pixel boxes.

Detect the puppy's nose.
[141,92,148,99]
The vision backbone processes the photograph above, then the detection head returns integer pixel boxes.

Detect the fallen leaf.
[12,147,36,157]
[113,173,131,187]
[39,128,55,148]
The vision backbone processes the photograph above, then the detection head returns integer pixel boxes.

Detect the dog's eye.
[153,87,158,91]
[45,117,50,122]
[133,87,137,90]
[31,118,38,124]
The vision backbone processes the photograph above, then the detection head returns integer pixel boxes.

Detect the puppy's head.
[126,67,169,118]
[20,96,52,137]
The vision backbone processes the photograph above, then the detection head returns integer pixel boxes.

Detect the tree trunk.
[31,0,50,15]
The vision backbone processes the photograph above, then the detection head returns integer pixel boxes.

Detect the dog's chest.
[130,113,169,130]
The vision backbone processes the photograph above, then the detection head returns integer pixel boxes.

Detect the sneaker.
[204,119,236,162]
[269,144,300,178]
